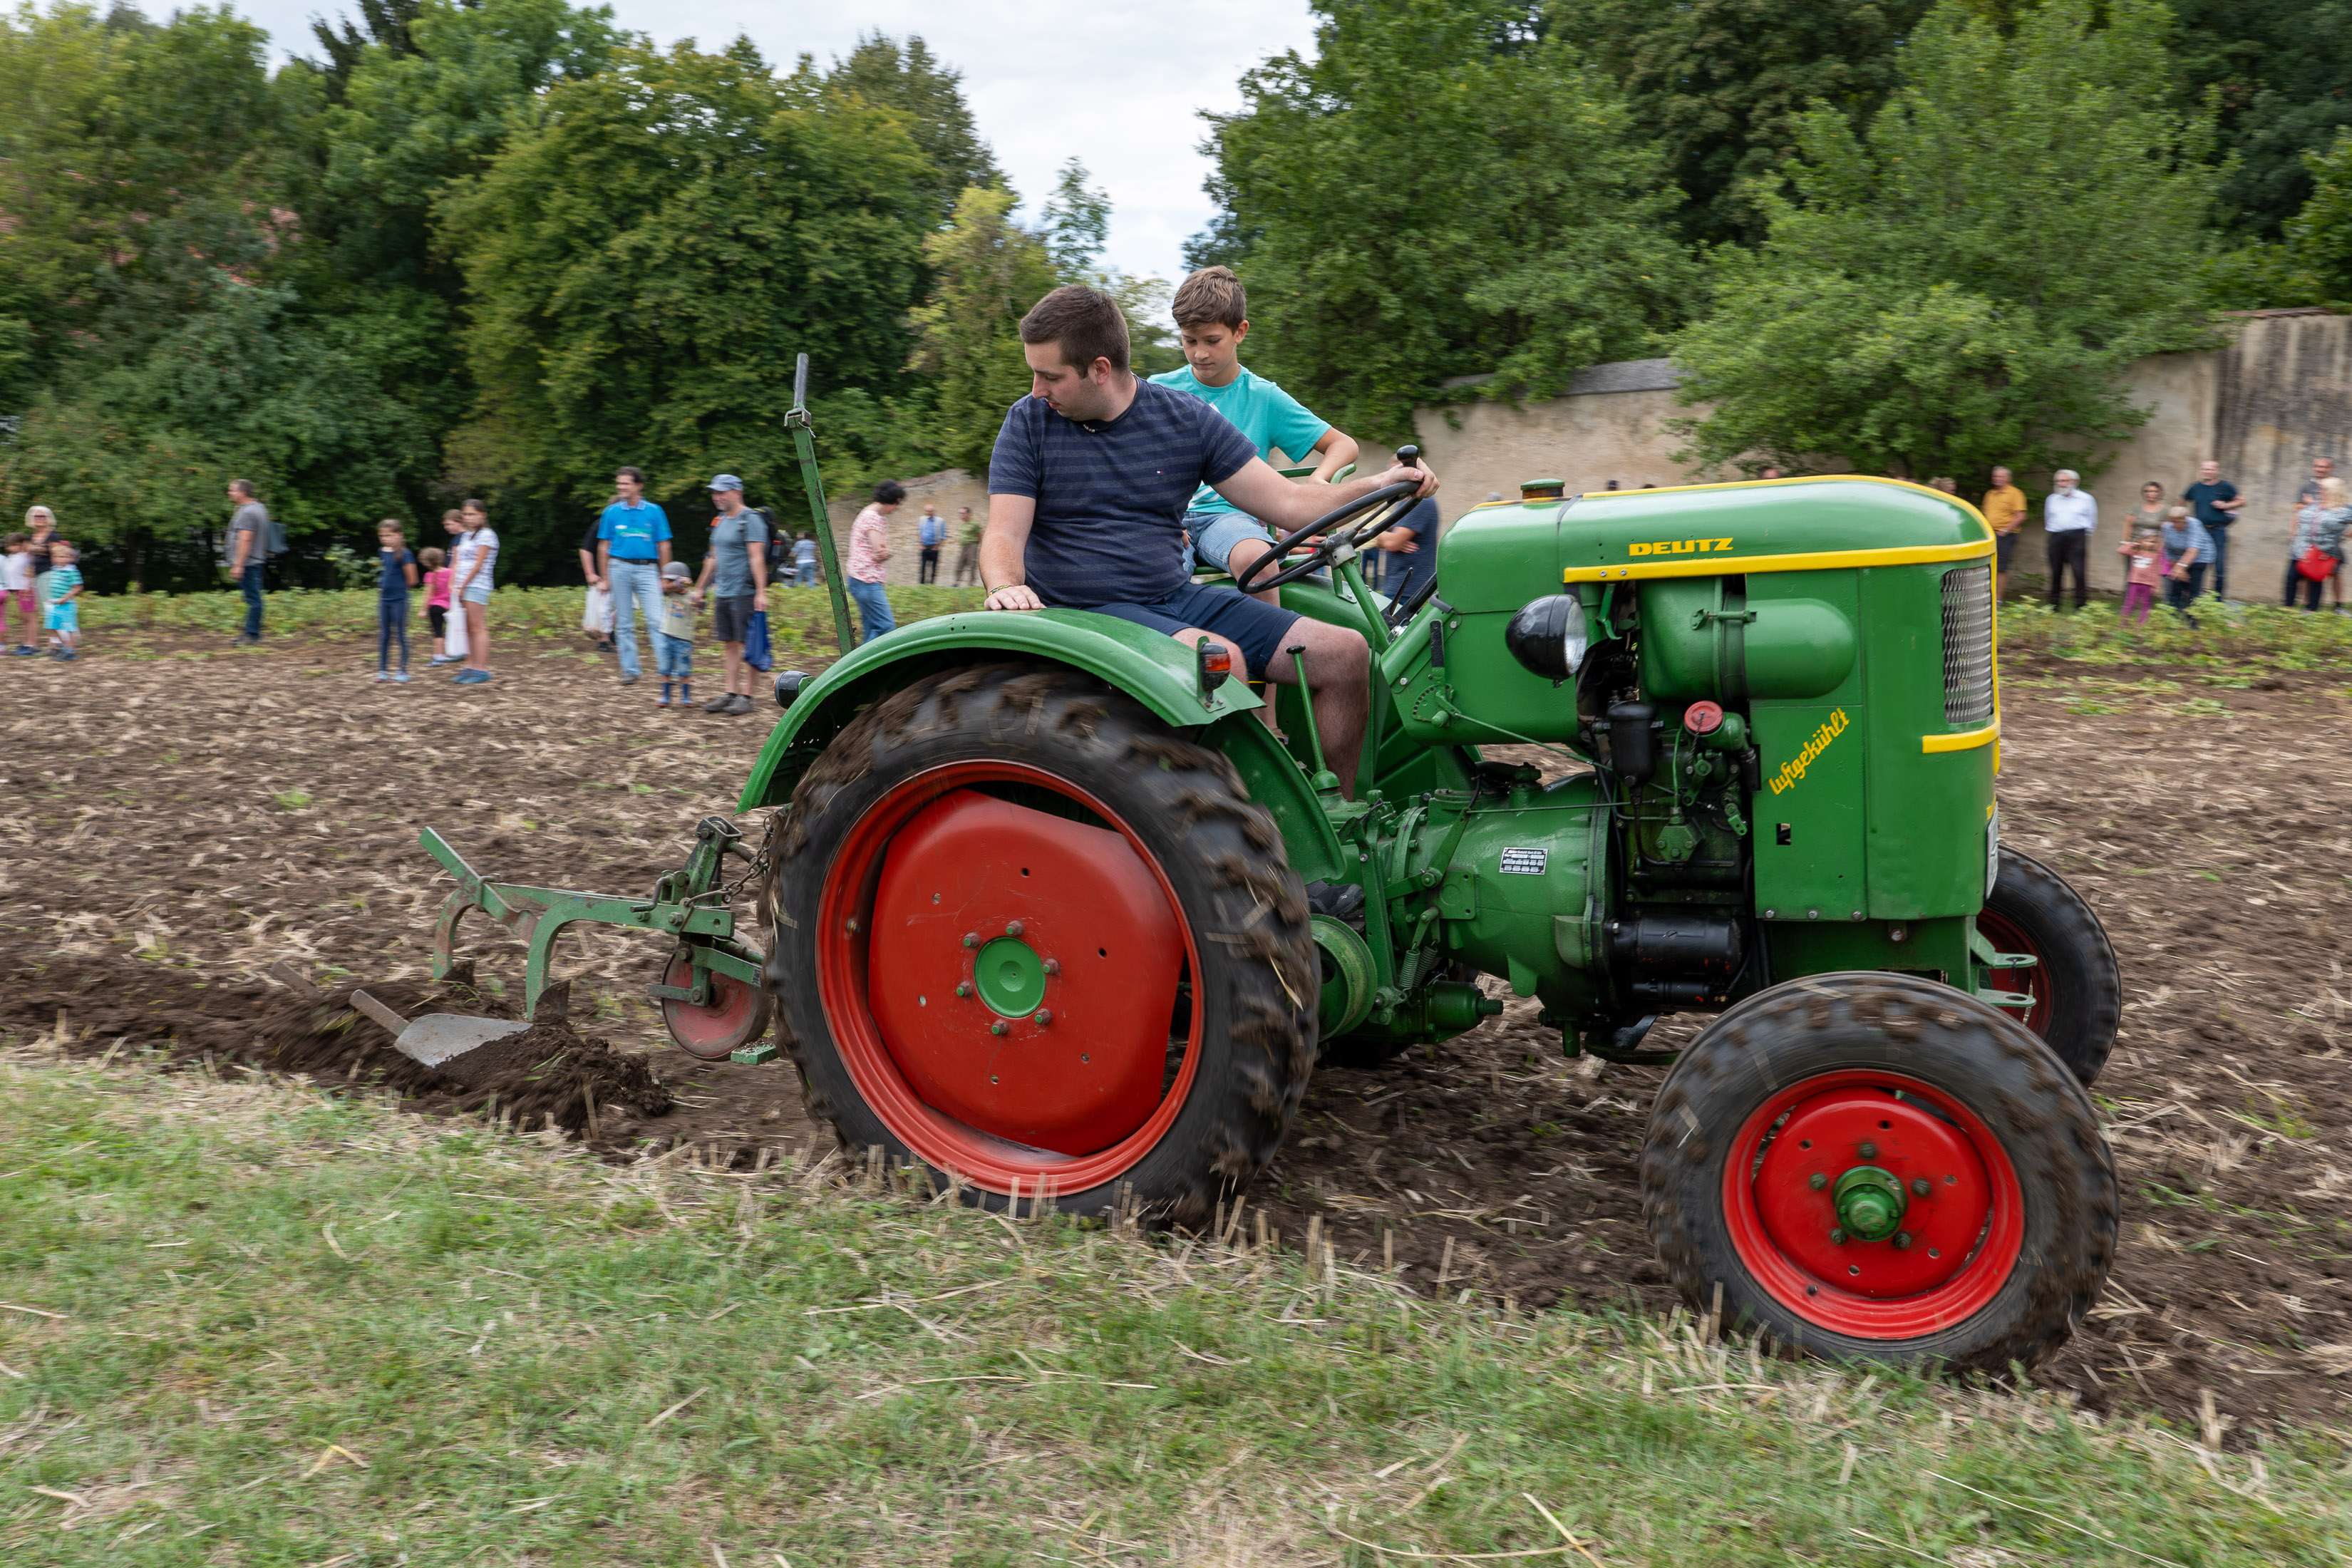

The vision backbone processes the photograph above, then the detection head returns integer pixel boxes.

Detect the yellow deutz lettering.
[1627,538,1735,559]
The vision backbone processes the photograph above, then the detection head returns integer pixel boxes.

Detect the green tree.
[904,185,1062,477]
[0,4,430,585]
[810,32,1001,227]
[1551,0,1934,247]
[2167,0,2352,240]
[441,36,932,552]
[1669,0,2219,488]
[1197,0,1695,444]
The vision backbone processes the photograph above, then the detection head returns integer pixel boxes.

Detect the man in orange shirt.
[1981,465,2028,599]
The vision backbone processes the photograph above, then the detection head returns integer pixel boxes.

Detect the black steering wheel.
[1232,447,1426,595]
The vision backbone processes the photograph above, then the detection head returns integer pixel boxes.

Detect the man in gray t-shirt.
[690,474,769,715]
[226,478,271,644]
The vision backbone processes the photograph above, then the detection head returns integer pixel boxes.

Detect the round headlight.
[1504,594,1589,682]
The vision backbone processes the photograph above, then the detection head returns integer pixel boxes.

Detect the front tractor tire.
[1641,973,2115,1371]
[765,664,1319,1229]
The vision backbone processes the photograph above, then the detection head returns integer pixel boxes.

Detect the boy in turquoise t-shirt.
[43,538,83,661]
[1149,267,1359,604]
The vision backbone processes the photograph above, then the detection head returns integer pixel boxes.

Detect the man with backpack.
[688,475,769,715]
[226,478,276,646]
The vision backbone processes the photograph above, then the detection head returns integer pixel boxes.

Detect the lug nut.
[990,1021,1008,1036]
[1809,1172,1827,1190]
[1830,1228,1847,1245]
[963,932,979,948]
[1034,1009,1052,1026]
[1912,1178,1931,1197]
[1857,1141,1877,1159]
[1043,959,1060,975]
[1006,920,1024,937]
[1894,1232,1912,1250]
[955,982,971,998]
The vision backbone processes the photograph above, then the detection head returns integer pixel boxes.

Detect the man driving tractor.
[979,284,1440,796]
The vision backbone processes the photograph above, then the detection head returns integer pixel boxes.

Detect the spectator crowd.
[11,262,2334,691]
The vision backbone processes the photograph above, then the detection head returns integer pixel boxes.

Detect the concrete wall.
[1403,312,2352,597]
[818,468,989,588]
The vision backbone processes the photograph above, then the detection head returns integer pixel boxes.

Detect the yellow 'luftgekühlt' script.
[1768,708,1849,795]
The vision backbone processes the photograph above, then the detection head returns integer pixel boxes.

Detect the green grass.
[72,584,986,656]
[2001,595,2352,670]
[0,1049,2339,1565]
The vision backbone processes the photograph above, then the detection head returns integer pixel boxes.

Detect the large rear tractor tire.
[765,664,1319,1229]
[1641,972,2115,1371]
[1979,847,2120,1085]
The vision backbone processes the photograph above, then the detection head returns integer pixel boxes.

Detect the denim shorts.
[462,581,492,607]
[1183,509,1276,576]
[1081,580,1301,679]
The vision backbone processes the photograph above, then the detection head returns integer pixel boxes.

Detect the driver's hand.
[1381,460,1440,499]
[984,583,1044,612]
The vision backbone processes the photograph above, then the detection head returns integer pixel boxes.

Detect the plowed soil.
[6,624,2351,1436]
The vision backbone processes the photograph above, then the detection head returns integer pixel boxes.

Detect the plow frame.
[423,817,765,1022]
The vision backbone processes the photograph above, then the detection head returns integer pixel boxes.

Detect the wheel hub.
[1832,1165,1906,1242]
[1750,1087,1996,1300]
[865,789,1183,1158]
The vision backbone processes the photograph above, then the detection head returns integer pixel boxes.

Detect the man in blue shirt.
[2183,459,2244,601]
[917,505,947,583]
[596,466,672,686]
[983,286,1437,798]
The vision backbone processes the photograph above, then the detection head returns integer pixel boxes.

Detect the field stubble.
[4,602,2352,1445]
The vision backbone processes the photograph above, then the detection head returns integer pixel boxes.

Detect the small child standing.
[2118,522,2162,624]
[656,560,696,708]
[43,539,83,660]
[421,547,453,664]
[1,533,33,654]
[376,521,419,682]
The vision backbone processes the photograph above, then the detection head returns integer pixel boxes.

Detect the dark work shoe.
[703,693,732,712]
[727,693,755,715]
[1304,880,1367,928]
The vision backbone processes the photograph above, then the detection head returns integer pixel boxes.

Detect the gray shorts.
[711,594,755,643]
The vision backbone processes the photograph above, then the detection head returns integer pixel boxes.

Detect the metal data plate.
[391,1013,532,1068]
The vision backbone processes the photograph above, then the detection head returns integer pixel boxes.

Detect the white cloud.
[243,0,1320,282]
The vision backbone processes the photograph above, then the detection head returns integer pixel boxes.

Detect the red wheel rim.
[1974,909,2052,1036]
[659,949,765,1061]
[815,763,1200,1195]
[1721,1070,2025,1339]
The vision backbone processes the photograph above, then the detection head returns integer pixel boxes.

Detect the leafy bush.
[1999,596,2352,669]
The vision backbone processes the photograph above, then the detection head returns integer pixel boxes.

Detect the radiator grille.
[1940,564,1996,724]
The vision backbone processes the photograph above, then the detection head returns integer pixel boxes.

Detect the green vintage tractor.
[419,366,2118,1370]
[736,428,2122,1371]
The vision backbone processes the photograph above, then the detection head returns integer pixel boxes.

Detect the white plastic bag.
[445,602,469,658]
[582,584,613,634]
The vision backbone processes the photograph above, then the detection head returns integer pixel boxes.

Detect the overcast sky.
[243,0,1323,282]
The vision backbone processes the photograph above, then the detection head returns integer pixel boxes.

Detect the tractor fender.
[737,611,1343,880]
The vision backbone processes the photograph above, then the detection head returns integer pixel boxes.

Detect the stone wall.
[1403,312,2352,596]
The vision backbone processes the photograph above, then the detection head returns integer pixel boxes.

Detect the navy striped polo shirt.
[988,379,1259,607]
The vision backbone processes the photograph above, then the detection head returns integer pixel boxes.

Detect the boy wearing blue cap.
[689,474,768,715]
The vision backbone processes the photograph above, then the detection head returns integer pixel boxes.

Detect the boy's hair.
[49,537,75,557]
[442,508,463,524]
[419,547,445,569]
[1172,266,1247,331]
[875,480,906,506]
[4,532,25,548]
[1018,284,1129,374]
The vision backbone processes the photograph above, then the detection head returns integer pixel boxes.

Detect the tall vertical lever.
[784,353,857,655]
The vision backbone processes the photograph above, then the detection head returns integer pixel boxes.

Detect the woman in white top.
[450,498,500,686]
[4,506,47,654]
